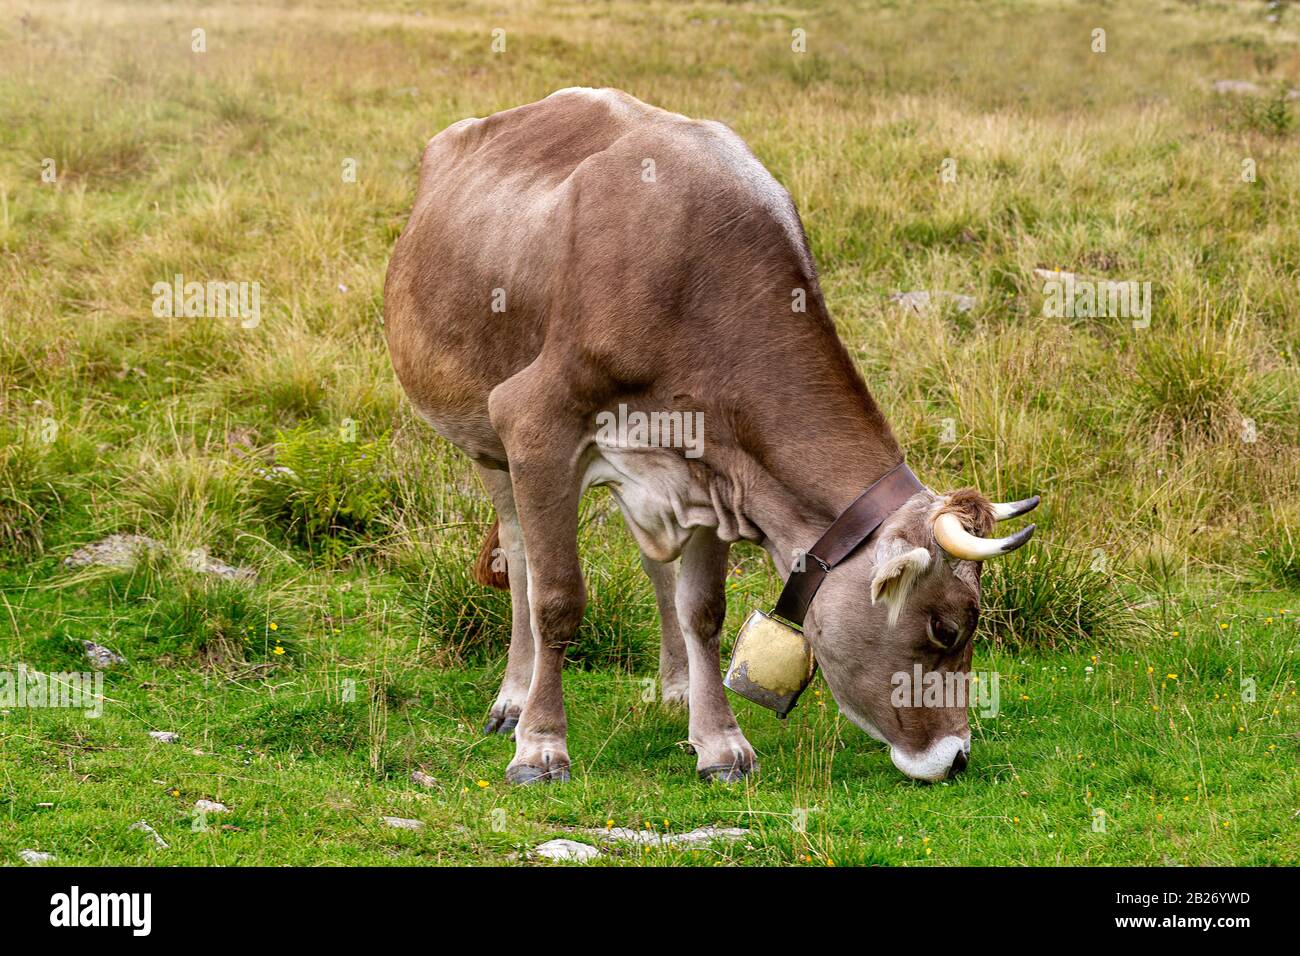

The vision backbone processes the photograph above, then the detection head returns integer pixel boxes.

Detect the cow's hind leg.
[474,464,532,736]
[676,528,756,782]
[638,553,689,707]
[488,364,586,785]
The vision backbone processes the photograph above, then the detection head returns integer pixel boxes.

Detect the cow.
[383,88,1039,784]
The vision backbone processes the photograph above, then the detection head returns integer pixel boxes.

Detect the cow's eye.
[926,616,961,650]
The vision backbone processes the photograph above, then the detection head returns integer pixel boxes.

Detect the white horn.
[933,512,1036,561]
[991,495,1040,522]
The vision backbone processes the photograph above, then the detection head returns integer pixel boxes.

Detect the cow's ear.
[870,547,931,626]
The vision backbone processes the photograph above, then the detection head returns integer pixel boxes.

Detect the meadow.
[0,0,1296,865]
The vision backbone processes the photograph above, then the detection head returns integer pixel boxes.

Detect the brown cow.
[384,88,1038,783]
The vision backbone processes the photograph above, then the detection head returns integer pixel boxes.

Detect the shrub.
[978,540,1141,650]
[124,452,253,557]
[409,531,514,661]
[0,422,66,556]
[249,424,393,562]
[1255,506,1300,589]
[1239,84,1295,137]
[1131,313,1252,441]
[79,549,292,669]
[158,577,296,670]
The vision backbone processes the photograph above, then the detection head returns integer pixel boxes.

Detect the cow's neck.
[714,332,907,575]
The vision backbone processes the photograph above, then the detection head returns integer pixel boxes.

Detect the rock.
[64,535,254,582]
[1211,79,1300,99]
[194,800,228,814]
[83,641,125,669]
[410,770,438,789]
[183,547,256,582]
[64,534,160,570]
[148,731,180,744]
[129,821,169,849]
[888,291,975,314]
[533,839,600,862]
[382,816,424,830]
[1212,79,1263,95]
[19,849,55,865]
[587,826,750,847]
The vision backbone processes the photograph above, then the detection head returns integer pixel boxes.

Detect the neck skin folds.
[701,387,906,578]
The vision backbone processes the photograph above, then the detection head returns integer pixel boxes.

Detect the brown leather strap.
[773,462,924,626]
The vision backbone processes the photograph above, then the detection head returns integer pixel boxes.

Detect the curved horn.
[991,495,1040,522]
[933,512,1036,561]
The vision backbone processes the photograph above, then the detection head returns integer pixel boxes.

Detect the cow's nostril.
[948,748,968,777]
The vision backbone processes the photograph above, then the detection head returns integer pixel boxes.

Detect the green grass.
[1,562,1295,865]
[1,0,1298,865]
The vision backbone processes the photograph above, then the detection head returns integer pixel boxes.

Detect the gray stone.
[382,816,424,830]
[587,825,750,847]
[1210,79,1300,99]
[148,731,180,744]
[129,820,169,848]
[64,535,255,582]
[64,534,159,570]
[533,839,599,862]
[84,641,125,669]
[1212,79,1262,95]
[19,849,54,865]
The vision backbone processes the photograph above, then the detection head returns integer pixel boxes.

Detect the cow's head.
[804,489,1038,781]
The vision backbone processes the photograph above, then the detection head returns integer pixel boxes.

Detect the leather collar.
[772,462,924,626]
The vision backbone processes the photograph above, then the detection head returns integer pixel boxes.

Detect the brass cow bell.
[724,609,817,719]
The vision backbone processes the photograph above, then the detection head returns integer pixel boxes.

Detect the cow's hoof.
[483,714,519,736]
[694,732,757,782]
[699,763,756,784]
[483,705,521,736]
[506,763,570,785]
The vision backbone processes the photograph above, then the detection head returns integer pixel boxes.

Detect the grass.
[0,0,1297,865]
[1,573,1295,865]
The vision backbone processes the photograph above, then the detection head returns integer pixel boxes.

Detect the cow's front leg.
[475,464,532,735]
[676,529,756,782]
[639,552,689,707]
[490,370,586,785]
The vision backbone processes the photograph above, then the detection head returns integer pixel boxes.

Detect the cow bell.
[724,609,817,719]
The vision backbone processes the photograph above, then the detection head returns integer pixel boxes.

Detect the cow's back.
[383,88,818,460]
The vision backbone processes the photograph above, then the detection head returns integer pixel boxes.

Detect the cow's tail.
[472,517,510,590]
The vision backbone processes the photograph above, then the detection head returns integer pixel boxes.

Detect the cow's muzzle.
[890,734,971,782]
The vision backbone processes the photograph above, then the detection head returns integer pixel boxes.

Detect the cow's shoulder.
[683,119,813,274]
